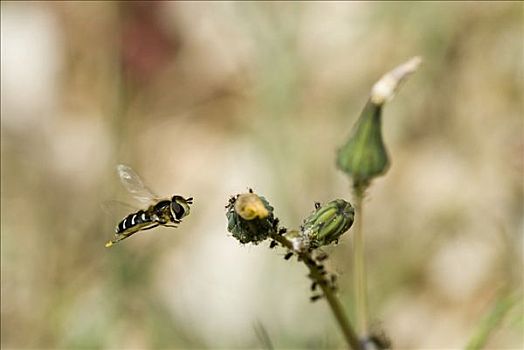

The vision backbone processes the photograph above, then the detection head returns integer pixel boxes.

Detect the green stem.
[271,233,362,350]
[465,292,518,350]
[353,191,369,338]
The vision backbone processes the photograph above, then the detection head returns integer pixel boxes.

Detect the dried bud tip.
[371,56,422,105]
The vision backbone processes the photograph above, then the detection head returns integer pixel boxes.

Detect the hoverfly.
[105,164,193,247]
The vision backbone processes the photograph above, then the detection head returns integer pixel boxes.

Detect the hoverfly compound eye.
[171,201,184,219]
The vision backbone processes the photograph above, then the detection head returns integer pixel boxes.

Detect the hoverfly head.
[171,195,193,219]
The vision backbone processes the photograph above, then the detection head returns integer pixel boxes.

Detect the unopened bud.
[337,57,421,192]
[336,101,389,190]
[301,199,354,248]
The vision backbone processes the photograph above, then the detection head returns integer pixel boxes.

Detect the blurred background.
[1,2,522,349]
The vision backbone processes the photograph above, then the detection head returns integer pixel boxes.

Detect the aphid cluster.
[307,252,339,302]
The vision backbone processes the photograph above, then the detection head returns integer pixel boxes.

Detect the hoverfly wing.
[117,164,160,205]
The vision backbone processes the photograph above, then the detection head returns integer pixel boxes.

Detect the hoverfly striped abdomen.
[116,210,152,234]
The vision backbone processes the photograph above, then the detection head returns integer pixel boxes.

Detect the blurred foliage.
[1,1,523,349]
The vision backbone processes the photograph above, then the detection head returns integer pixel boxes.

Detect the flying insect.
[105,164,193,247]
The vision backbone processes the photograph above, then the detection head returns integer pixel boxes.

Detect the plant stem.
[465,292,518,350]
[320,276,362,350]
[353,191,369,338]
[270,233,362,350]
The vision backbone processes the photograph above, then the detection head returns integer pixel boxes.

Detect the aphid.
[278,227,287,235]
[226,195,238,208]
[331,274,337,284]
[310,295,323,302]
[105,165,193,247]
[368,332,392,350]
[318,278,328,286]
[269,240,278,249]
[310,282,317,291]
[284,252,293,260]
[329,275,338,292]
[316,252,329,262]
[272,217,280,232]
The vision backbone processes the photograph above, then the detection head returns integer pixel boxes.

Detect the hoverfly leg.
[162,224,179,228]
[139,223,161,232]
[105,223,161,247]
[105,232,134,248]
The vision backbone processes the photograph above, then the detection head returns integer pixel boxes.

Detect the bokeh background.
[1,2,523,349]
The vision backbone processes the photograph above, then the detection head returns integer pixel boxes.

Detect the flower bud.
[226,192,277,244]
[336,101,389,190]
[337,57,421,192]
[301,199,354,248]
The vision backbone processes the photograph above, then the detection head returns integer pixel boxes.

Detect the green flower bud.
[301,199,354,248]
[226,192,277,244]
[336,100,389,191]
[337,57,421,192]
